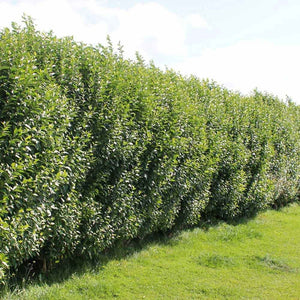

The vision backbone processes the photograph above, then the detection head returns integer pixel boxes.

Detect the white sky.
[0,0,300,104]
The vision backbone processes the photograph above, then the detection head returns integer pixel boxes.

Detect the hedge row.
[0,18,299,282]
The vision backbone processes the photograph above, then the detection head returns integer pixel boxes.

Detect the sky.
[0,0,300,104]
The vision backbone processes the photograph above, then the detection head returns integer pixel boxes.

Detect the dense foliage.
[0,18,299,283]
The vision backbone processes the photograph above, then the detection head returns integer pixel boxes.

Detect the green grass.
[3,203,300,299]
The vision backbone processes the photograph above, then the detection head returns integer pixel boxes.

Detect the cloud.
[0,0,111,44]
[0,0,195,61]
[111,2,187,60]
[185,14,209,29]
[174,40,300,103]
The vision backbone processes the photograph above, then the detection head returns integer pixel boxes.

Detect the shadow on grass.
[3,228,182,295]
[1,205,278,295]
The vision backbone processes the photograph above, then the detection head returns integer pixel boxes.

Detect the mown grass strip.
[3,203,300,299]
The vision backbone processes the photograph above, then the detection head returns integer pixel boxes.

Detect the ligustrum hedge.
[0,18,299,283]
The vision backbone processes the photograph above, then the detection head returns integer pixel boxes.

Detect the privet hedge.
[0,18,299,282]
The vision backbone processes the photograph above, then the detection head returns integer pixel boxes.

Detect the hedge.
[0,17,299,283]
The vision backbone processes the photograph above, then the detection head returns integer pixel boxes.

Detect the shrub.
[0,17,299,282]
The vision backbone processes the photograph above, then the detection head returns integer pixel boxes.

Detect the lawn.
[3,203,300,299]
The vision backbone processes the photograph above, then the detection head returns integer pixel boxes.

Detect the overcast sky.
[1,0,300,104]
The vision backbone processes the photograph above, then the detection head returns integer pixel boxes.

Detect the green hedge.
[0,18,299,283]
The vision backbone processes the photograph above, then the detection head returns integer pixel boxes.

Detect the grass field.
[3,203,300,299]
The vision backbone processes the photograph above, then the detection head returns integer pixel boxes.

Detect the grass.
[2,202,300,299]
